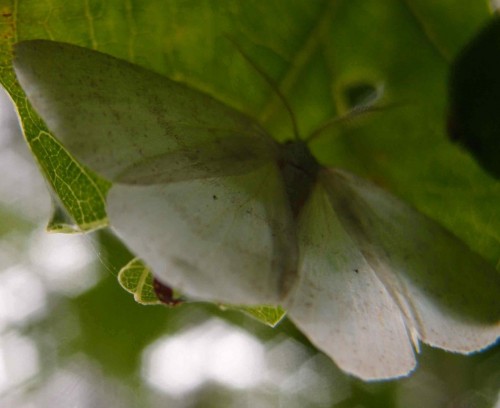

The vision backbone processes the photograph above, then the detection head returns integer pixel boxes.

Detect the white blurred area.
[0,88,102,404]
[142,318,349,408]
[143,319,266,395]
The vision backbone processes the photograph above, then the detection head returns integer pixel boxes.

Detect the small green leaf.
[117,257,161,305]
[227,305,287,327]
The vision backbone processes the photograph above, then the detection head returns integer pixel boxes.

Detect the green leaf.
[117,257,161,305]
[46,197,87,233]
[228,305,287,327]
[27,130,111,231]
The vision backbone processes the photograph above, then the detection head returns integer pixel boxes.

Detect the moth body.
[278,139,320,218]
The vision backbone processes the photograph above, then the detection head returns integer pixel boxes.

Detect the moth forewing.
[13,40,275,182]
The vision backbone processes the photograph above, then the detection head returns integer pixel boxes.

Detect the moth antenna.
[305,105,385,143]
[305,102,404,143]
[226,36,301,141]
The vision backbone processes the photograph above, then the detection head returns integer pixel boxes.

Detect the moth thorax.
[279,140,320,218]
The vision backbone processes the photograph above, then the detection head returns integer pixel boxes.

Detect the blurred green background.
[0,0,499,406]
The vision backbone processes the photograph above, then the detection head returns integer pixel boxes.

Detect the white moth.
[13,40,500,380]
